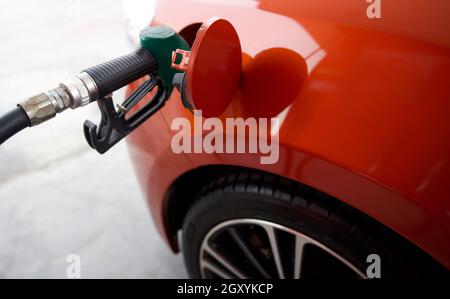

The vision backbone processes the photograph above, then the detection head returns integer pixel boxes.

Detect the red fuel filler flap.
[171,18,242,117]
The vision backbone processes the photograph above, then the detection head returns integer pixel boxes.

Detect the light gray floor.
[0,0,186,278]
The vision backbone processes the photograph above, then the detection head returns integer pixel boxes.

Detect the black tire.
[182,170,447,279]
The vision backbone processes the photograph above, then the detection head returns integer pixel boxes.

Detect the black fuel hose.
[0,106,30,145]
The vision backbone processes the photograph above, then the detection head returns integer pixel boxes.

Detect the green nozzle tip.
[140,26,190,91]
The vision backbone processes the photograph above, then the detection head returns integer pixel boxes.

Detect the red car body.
[126,0,450,269]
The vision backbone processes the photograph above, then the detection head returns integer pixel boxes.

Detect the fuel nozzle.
[82,26,190,154]
[15,26,190,152]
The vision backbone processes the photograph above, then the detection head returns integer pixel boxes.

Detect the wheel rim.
[199,219,366,279]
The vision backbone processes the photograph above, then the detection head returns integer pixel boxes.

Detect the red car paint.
[126,0,450,269]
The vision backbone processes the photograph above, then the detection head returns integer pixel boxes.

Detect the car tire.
[181,170,446,279]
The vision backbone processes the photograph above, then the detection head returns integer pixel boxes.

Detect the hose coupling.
[18,72,98,127]
[18,87,68,126]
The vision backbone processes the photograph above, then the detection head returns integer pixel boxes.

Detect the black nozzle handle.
[83,47,158,99]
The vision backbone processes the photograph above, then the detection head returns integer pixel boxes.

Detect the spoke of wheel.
[294,235,308,279]
[227,227,271,279]
[204,244,248,279]
[262,225,285,279]
[202,261,234,279]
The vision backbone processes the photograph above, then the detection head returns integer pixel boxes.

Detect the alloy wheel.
[199,219,366,279]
